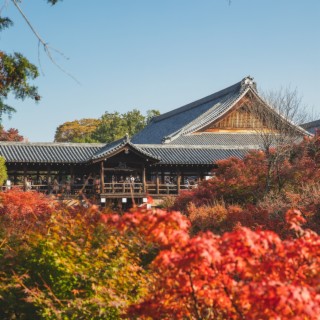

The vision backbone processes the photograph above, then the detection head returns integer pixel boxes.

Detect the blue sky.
[1,0,319,141]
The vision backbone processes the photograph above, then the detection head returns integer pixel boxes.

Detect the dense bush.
[174,135,320,236]
[0,189,319,318]
[0,196,149,319]
[108,208,320,319]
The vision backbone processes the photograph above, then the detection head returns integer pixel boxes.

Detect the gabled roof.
[0,142,103,163]
[132,76,256,144]
[132,76,309,144]
[0,76,310,168]
[301,119,320,134]
[91,135,160,162]
[137,144,250,165]
[165,133,262,147]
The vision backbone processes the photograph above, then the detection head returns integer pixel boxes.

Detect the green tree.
[0,51,39,121]
[0,156,8,184]
[89,109,160,143]
[0,1,62,122]
[123,109,146,136]
[54,118,101,142]
[146,109,160,124]
[92,112,127,143]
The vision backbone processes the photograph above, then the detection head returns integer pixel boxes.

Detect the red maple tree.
[105,208,320,319]
[0,127,24,141]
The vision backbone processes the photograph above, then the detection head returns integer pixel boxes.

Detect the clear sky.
[1,0,319,142]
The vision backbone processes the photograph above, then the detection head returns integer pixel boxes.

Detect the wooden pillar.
[23,164,27,181]
[70,165,75,184]
[14,170,17,185]
[46,165,51,184]
[100,161,105,194]
[23,165,27,190]
[177,171,181,194]
[46,165,51,194]
[58,165,62,182]
[142,165,146,193]
[198,171,202,184]
[156,172,160,195]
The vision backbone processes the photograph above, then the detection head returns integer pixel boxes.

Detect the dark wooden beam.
[100,161,105,193]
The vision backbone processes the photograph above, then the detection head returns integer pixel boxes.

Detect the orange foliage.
[0,188,56,234]
[0,127,24,141]
[174,135,320,236]
[105,208,320,319]
[188,202,228,233]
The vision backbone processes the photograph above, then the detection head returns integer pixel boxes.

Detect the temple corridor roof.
[0,142,103,163]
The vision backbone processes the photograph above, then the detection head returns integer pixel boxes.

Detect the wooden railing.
[1,182,196,196]
[1,184,95,195]
[103,182,144,194]
[102,183,194,195]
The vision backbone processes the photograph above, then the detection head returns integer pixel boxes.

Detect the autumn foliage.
[174,135,320,236]
[0,189,319,318]
[0,196,148,319]
[0,135,320,318]
[104,208,320,319]
[0,188,55,234]
[0,127,24,141]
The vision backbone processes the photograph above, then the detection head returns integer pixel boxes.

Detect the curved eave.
[139,145,251,166]
[91,142,161,163]
[163,87,250,143]
[0,142,103,164]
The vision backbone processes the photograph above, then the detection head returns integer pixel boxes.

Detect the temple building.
[0,76,309,204]
[301,119,320,135]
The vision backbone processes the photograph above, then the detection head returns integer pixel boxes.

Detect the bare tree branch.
[246,87,310,193]
[11,0,80,84]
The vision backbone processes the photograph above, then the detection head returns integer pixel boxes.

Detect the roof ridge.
[301,119,320,128]
[151,76,256,127]
[91,137,161,161]
[151,79,245,124]
[0,141,104,147]
[137,144,258,150]
[162,87,250,143]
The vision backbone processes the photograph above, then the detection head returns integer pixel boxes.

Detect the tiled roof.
[138,144,251,165]
[1,77,310,167]
[0,142,103,163]
[301,119,320,134]
[166,133,262,147]
[132,77,255,144]
[0,141,253,166]
[91,136,160,161]
[91,138,125,160]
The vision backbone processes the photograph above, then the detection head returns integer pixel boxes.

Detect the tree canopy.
[54,118,101,143]
[0,126,24,141]
[0,0,62,122]
[55,109,160,143]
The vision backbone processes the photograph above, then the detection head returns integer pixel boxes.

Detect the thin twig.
[223,284,245,320]
[11,0,80,84]
[187,270,202,320]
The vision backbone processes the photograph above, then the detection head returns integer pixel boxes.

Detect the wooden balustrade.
[102,182,194,195]
[1,182,196,197]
